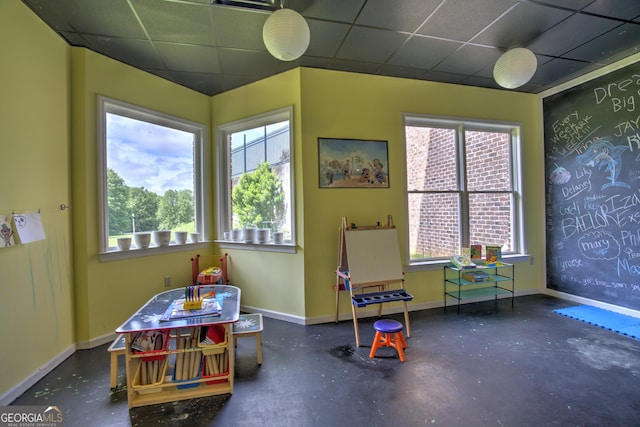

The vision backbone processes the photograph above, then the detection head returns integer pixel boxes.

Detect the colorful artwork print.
[318,138,389,188]
[0,215,15,247]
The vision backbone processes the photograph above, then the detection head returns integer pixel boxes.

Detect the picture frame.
[318,138,389,188]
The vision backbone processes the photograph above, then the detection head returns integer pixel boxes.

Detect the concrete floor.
[10,294,640,426]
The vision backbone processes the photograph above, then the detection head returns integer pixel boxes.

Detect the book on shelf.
[470,244,482,260]
[485,245,503,266]
[462,271,491,282]
[450,255,476,269]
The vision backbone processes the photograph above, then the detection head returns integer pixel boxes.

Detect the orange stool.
[369,319,407,362]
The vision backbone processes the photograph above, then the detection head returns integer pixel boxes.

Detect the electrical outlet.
[164,276,171,288]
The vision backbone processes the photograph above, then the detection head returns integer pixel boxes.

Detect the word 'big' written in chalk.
[594,74,640,113]
[551,111,593,147]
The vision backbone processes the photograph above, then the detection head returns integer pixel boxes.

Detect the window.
[404,114,523,264]
[217,107,294,250]
[98,97,207,255]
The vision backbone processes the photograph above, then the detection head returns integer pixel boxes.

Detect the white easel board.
[344,228,403,285]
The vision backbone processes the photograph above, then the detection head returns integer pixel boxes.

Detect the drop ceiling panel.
[418,0,517,42]
[388,36,462,69]
[327,58,382,75]
[133,0,217,46]
[217,48,276,77]
[170,70,224,95]
[565,23,640,62]
[356,0,442,32]
[336,27,409,63]
[300,0,365,22]
[210,7,268,49]
[83,35,164,69]
[433,44,502,76]
[531,57,596,85]
[155,42,222,74]
[533,0,594,10]
[20,0,640,96]
[377,64,426,80]
[305,20,350,57]
[65,0,146,39]
[527,14,622,57]
[471,2,573,48]
[583,0,640,20]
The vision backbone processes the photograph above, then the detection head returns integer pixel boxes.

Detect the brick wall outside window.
[406,125,513,260]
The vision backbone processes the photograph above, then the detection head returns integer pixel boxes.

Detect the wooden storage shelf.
[444,263,514,312]
[116,285,240,408]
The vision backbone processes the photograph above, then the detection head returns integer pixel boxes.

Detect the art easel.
[335,215,413,347]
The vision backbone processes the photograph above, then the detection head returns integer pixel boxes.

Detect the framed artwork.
[318,138,389,188]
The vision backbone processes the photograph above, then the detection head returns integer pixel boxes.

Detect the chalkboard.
[543,61,640,311]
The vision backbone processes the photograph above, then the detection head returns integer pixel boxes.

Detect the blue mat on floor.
[553,305,640,340]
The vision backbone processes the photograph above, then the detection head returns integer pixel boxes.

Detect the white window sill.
[215,240,296,254]
[405,254,531,272]
[99,241,210,262]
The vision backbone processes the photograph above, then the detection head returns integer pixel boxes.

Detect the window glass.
[99,97,205,253]
[405,116,521,263]
[218,107,294,247]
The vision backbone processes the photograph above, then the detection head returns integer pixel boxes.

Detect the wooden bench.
[107,312,263,389]
[233,313,263,365]
[107,334,126,388]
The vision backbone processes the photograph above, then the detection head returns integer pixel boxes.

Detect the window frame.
[97,96,209,261]
[216,106,296,253]
[403,113,527,270]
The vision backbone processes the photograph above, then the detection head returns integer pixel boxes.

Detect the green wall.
[70,48,214,345]
[298,68,545,319]
[0,0,74,400]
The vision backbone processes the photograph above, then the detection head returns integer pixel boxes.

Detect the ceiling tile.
[433,44,502,75]
[132,0,217,46]
[531,0,596,11]
[65,0,146,39]
[459,75,500,90]
[472,1,573,48]
[19,0,640,96]
[527,13,621,56]
[305,20,350,58]
[21,0,75,31]
[564,23,640,62]
[154,42,221,73]
[387,35,462,69]
[83,35,164,69]
[217,48,275,77]
[584,0,640,20]
[336,27,409,63]
[356,0,441,32]
[299,0,365,22]
[418,0,517,42]
[530,57,595,85]
[223,74,265,91]
[210,6,268,49]
[377,64,427,80]
[327,59,382,75]
[170,71,224,96]
[420,70,467,85]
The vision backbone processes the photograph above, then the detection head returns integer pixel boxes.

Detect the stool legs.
[369,331,407,362]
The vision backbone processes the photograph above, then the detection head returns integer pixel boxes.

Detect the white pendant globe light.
[263,8,310,61]
[493,48,537,89]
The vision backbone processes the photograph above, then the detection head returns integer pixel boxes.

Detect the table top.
[115,285,241,333]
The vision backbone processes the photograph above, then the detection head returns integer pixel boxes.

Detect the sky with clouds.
[107,114,194,195]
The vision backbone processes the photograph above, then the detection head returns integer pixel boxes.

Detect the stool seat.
[369,319,407,362]
[373,319,404,333]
